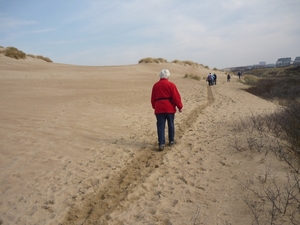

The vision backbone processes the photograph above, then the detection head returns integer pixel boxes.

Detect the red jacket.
[151,78,183,114]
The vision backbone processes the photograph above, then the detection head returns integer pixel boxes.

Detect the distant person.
[206,73,213,86]
[211,73,215,85]
[213,73,217,85]
[238,71,242,79]
[227,74,231,82]
[151,69,183,151]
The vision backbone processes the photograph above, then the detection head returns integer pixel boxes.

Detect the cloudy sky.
[1,0,299,68]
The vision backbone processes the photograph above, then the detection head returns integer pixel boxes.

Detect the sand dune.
[0,55,293,224]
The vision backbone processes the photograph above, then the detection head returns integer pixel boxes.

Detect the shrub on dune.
[182,60,194,66]
[184,73,201,81]
[138,57,205,68]
[26,54,36,58]
[243,75,260,86]
[4,47,26,59]
[139,57,168,64]
[171,59,182,64]
[36,55,53,63]
[1,46,53,62]
[172,60,200,67]
[156,58,168,63]
[243,67,300,101]
[139,57,155,63]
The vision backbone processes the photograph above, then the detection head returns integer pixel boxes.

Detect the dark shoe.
[158,145,164,151]
[169,141,175,147]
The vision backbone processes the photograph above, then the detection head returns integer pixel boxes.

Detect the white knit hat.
[159,69,170,79]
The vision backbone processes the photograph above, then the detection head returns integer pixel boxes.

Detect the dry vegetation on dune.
[242,66,300,105]
[232,105,300,225]
[241,66,300,162]
[0,46,26,59]
[138,57,168,64]
[138,57,211,69]
[232,66,300,224]
[183,73,203,81]
[0,46,52,62]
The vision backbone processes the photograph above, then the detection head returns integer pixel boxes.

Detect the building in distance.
[293,56,300,65]
[276,57,292,67]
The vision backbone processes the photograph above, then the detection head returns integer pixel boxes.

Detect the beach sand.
[0,55,293,224]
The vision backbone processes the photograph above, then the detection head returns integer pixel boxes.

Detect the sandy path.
[114,84,279,225]
[62,77,280,225]
[0,57,290,225]
[62,75,214,225]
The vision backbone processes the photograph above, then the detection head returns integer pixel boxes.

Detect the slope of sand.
[0,55,291,224]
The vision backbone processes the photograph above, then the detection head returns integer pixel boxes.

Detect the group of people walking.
[206,73,217,86]
[207,72,235,84]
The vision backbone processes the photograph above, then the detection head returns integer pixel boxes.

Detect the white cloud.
[0,16,36,30]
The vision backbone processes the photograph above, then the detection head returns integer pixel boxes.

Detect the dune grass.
[242,74,260,85]
[26,54,36,58]
[36,55,53,63]
[0,46,52,63]
[138,57,205,67]
[183,73,201,81]
[4,47,26,59]
[138,57,167,64]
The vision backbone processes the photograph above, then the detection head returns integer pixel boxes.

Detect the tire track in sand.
[62,86,214,225]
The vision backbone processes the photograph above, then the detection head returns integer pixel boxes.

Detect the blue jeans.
[155,113,175,146]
